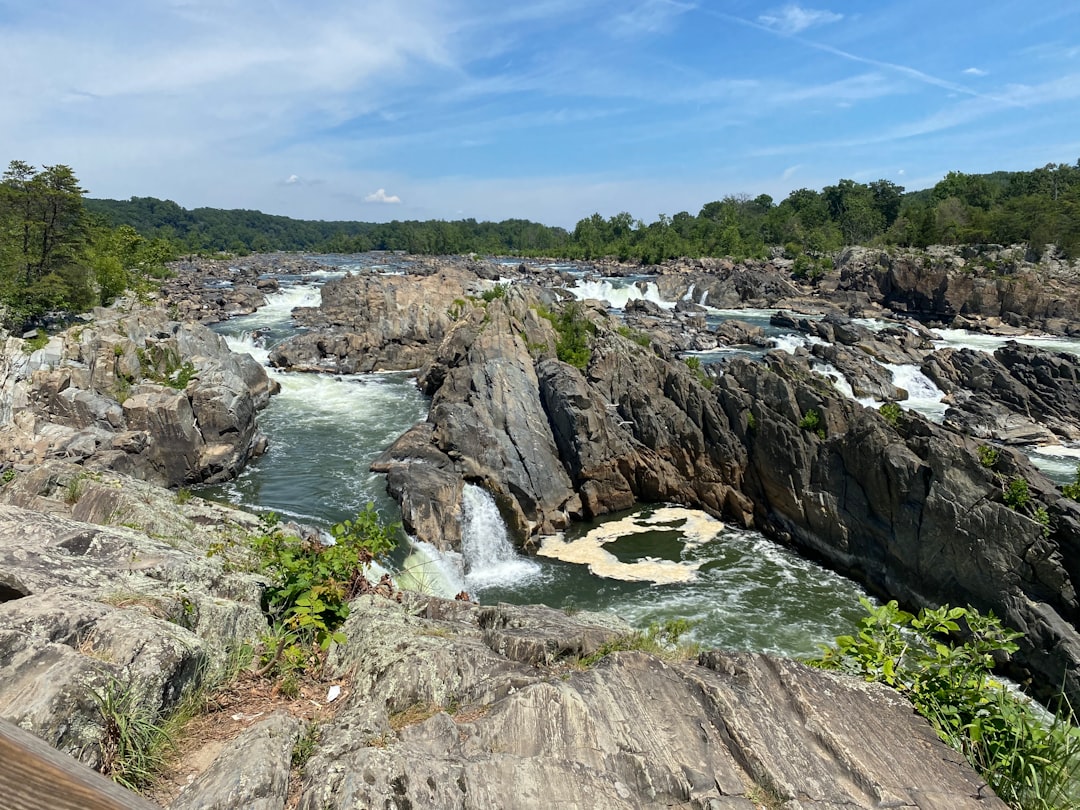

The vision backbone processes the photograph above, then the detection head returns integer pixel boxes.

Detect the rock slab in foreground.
[287,595,1004,810]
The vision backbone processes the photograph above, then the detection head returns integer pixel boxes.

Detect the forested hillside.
[86,161,1080,263]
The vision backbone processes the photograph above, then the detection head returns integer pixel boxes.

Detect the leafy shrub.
[810,599,1080,810]
[1062,465,1080,501]
[799,408,826,438]
[683,356,714,389]
[538,302,595,370]
[252,504,399,673]
[979,445,1001,468]
[480,283,507,302]
[879,401,902,427]
[1004,477,1031,511]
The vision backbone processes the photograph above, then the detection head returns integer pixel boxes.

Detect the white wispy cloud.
[963,67,988,77]
[364,188,402,204]
[758,4,843,35]
[611,0,695,38]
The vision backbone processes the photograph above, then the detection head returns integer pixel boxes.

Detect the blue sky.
[2,1,1078,228]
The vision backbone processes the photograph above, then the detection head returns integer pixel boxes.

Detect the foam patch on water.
[538,507,724,584]
[933,329,1080,358]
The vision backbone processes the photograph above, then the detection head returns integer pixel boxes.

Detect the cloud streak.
[758,4,842,35]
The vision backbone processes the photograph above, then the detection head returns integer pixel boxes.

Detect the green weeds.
[809,599,1080,810]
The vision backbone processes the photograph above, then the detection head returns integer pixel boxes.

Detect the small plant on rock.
[1062,465,1080,501]
[879,402,902,427]
[799,408,826,439]
[978,445,1001,468]
[1004,477,1031,511]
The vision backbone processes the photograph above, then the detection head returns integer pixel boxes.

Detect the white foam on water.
[567,278,673,309]
[538,506,723,584]
[885,363,947,422]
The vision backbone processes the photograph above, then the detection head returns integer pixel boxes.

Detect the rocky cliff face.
[834,245,1080,333]
[373,284,752,548]
[0,307,275,487]
[714,352,1080,704]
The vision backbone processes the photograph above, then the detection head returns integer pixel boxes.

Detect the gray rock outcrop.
[0,461,267,770]
[289,593,1004,810]
[0,307,275,486]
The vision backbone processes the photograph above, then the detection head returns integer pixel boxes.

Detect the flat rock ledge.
[278,595,1004,810]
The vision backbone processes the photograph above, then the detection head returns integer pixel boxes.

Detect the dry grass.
[147,670,347,807]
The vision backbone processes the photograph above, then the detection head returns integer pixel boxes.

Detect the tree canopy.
[1,161,175,330]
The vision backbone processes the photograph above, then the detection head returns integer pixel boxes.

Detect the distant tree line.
[85,161,1080,266]
[83,197,573,256]
[1,160,175,331]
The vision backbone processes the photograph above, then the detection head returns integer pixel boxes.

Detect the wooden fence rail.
[0,717,159,810]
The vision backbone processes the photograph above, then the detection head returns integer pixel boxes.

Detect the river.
[200,255,1079,658]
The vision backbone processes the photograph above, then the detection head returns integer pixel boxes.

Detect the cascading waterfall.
[460,484,542,591]
[567,278,671,309]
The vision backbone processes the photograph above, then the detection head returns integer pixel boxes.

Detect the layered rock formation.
[0,460,1006,808]
[0,307,275,486]
[833,244,1080,334]
[269,267,481,373]
[357,271,1080,703]
[0,461,267,769]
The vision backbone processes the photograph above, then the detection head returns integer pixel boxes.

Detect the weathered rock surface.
[375,286,752,548]
[834,244,1080,333]
[269,268,483,373]
[169,713,301,810]
[287,593,1005,810]
[714,351,1080,704]
[0,307,275,486]
[924,342,1080,444]
[0,460,267,771]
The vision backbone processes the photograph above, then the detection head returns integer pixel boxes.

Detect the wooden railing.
[0,717,159,810]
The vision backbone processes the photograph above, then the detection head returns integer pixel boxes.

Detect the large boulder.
[269,268,479,373]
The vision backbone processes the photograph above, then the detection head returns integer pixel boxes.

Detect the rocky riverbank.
[2,244,1079,806]
[0,460,1005,808]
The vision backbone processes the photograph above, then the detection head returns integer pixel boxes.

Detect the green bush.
[809,599,1080,809]
[252,505,399,673]
[1004,477,1031,511]
[683,356,714,389]
[616,324,651,347]
[1062,465,1080,501]
[879,402,902,427]
[979,445,1001,468]
[538,302,595,370]
[799,408,826,438]
[480,283,508,302]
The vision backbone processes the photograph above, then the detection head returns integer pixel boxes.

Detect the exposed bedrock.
[0,308,275,487]
[714,352,1080,704]
[268,267,485,373]
[924,341,1080,444]
[292,593,1004,810]
[370,283,1080,700]
[834,244,1080,333]
[373,284,752,549]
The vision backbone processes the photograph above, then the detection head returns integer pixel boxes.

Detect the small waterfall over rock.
[460,484,541,591]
